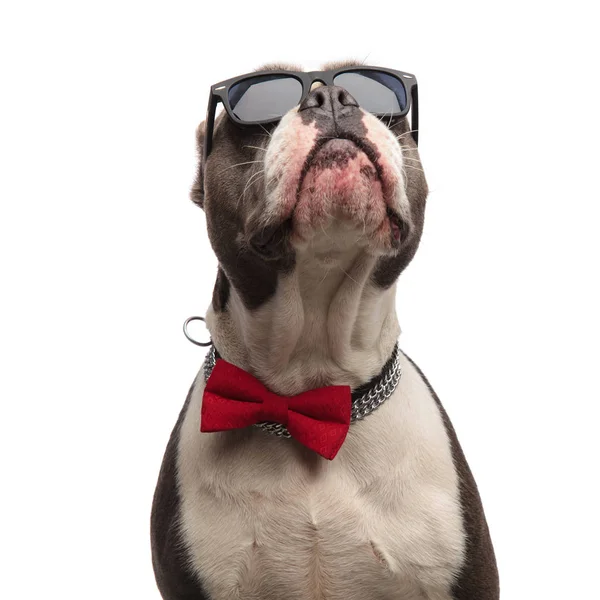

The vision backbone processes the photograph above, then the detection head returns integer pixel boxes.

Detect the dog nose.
[299,85,359,115]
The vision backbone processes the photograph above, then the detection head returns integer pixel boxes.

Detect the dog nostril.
[337,88,358,107]
[299,88,329,112]
[314,89,326,107]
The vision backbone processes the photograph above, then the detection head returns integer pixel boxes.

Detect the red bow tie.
[200,359,352,460]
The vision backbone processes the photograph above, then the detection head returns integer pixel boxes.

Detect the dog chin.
[251,168,405,261]
[288,140,403,254]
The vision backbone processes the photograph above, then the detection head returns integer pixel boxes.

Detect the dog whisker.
[237,170,265,209]
[395,129,418,139]
[320,221,334,243]
[387,105,395,128]
[401,163,408,183]
[258,124,273,138]
[315,265,333,290]
[390,121,413,130]
[339,266,359,285]
[217,161,263,175]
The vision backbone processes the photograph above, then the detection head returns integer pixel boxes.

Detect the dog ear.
[190,121,206,209]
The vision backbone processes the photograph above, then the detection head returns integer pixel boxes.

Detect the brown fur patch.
[254,60,369,74]
[320,59,364,71]
[254,62,303,72]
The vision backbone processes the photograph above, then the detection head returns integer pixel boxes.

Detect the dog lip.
[386,206,409,247]
[249,218,293,260]
[295,134,384,201]
[287,134,407,251]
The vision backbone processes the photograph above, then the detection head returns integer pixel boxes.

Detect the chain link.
[202,344,401,438]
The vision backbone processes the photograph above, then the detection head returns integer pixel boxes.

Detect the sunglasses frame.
[203,66,419,159]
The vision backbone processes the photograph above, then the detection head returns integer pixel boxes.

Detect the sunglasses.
[203,66,419,158]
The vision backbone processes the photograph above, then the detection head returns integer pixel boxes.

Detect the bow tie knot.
[200,359,352,459]
[259,391,290,426]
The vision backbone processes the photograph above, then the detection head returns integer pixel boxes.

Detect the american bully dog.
[151,62,499,600]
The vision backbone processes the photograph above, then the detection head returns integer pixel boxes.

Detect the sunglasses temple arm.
[411,84,419,146]
[203,94,218,162]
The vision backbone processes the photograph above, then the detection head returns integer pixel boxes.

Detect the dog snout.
[298,85,359,117]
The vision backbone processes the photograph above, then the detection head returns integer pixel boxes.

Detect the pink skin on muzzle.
[265,112,405,250]
[294,139,386,240]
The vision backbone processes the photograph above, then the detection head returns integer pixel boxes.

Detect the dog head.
[192,62,428,311]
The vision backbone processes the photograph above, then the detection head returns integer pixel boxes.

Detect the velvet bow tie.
[200,359,352,460]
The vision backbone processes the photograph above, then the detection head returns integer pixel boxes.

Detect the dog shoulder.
[400,351,500,600]
[150,379,211,600]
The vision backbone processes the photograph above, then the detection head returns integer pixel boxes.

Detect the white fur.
[206,230,399,395]
[177,351,465,600]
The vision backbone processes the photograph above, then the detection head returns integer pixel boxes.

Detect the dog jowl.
[152,63,499,600]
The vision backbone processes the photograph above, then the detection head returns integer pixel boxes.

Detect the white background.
[1,1,599,598]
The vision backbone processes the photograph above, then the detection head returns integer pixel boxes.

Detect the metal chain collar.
[202,344,402,438]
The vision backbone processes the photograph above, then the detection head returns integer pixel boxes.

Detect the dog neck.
[205,231,400,396]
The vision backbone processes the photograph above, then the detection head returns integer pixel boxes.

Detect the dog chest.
[175,355,465,599]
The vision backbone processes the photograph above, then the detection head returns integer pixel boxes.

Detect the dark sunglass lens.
[228,75,303,122]
[333,70,407,115]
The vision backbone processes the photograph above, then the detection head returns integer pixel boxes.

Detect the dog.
[151,61,499,600]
